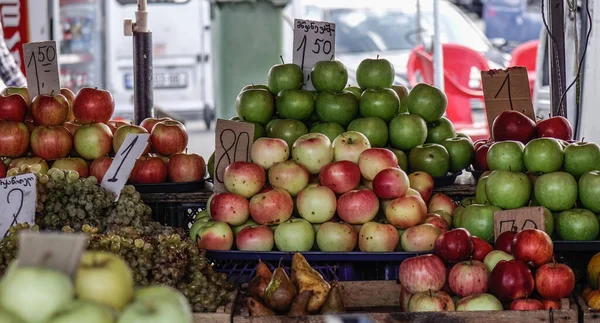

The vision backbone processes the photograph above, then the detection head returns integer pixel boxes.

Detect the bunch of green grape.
[0,223,39,273]
[105,185,154,230]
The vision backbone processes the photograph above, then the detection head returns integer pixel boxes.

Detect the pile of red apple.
[0,86,206,184]
[398,227,575,312]
[199,130,460,252]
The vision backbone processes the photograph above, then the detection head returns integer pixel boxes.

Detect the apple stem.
[279,56,284,64]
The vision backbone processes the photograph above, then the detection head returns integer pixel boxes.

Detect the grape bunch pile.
[0,223,39,273]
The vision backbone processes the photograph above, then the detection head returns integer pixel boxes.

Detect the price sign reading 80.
[292,19,336,90]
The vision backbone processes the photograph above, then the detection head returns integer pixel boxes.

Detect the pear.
[263,259,297,312]
[244,297,275,316]
[287,290,313,317]
[248,259,272,299]
[291,253,330,313]
[320,282,345,314]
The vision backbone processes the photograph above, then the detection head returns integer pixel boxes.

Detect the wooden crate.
[576,294,600,322]
[233,280,578,323]
[193,290,238,323]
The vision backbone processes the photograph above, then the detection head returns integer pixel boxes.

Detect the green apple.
[189,220,211,241]
[310,122,345,143]
[523,138,564,173]
[407,83,447,122]
[441,137,475,173]
[242,84,270,92]
[315,91,359,127]
[207,151,215,180]
[475,175,489,204]
[235,88,274,125]
[460,204,502,242]
[534,171,578,211]
[456,294,503,311]
[276,89,314,120]
[310,60,348,92]
[456,133,473,142]
[274,218,315,251]
[460,196,478,207]
[426,117,456,144]
[391,85,409,113]
[389,113,428,150]
[358,88,399,123]
[408,144,450,177]
[48,300,114,323]
[485,170,531,209]
[543,207,554,236]
[118,298,192,323]
[356,57,395,89]
[483,250,514,272]
[555,208,599,240]
[486,140,525,172]
[345,86,362,100]
[268,119,308,149]
[267,63,303,95]
[453,205,465,228]
[580,171,600,212]
[252,122,265,140]
[347,117,388,148]
[134,285,192,319]
[564,142,600,178]
[391,148,408,171]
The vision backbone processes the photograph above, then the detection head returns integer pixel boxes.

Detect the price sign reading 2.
[23,41,60,98]
[0,174,36,237]
[101,134,150,200]
[292,19,336,90]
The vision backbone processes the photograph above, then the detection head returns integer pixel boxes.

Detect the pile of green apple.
[229,57,475,178]
[0,251,193,323]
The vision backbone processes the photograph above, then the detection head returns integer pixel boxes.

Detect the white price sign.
[0,174,36,237]
[101,133,150,200]
[23,41,60,98]
[292,19,336,90]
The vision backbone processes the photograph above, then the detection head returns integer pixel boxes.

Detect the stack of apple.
[460,109,600,242]
[398,228,575,312]
[0,86,206,184]
[230,57,475,178]
[197,129,462,253]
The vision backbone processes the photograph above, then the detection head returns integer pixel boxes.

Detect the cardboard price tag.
[23,41,60,98]
[17,231,88,278]
[214,119,254,193]
[493,206,546,241]
[0,174,36,238]
[292,19,336,90]
[481,66,535,136]
[101,133,150,200]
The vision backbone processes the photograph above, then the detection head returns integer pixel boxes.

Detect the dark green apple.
[389,113,427,151]
[523,138,564,173]
[426,117,456,144]
[543,207,554,237]
[265,118,280,136]
[268,119,308,149]
[564,142,600,178]
[241,84,270,92]
[456,132,473,142]
[486,140,525,172]
[345,86,362,100]
[579,170,600,212]
[310,122,345,143]
[485,170,531,209]
[267,63,303,95]
[556,208,599,241]
[460,196,477,207]
[389,148,408,171]
[475,175,489,204]
[460,204,502,242]
[534,171,578,211]
[235,89,274,125]
[359,88,399,123]
[391,85,409,113]
[311,60,348,92]
[250,122,265,140]
[407,83,447,122]
[356,57,395,89]
[276,89,314,121]
[315,91,359,127]
[347,117,388,148]
[408,143,450,177]
[441,137,475,173]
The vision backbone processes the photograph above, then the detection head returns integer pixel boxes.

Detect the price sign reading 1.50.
[23,41,61,98]
[292,19,336,90]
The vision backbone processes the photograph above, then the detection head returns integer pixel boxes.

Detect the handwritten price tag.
[493,207,546,241]
[214,119,254,193]
[101,133,150,200]
[23,41,60,98]
[292,19,336,90]
[18,231,88,278]
[0,174,36,238]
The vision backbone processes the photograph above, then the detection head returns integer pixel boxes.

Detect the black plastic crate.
[149,202,206,230]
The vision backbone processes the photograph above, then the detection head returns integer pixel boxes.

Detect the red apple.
[63,121,82,135]
[472,236,494,261]
[510,299,543,311]
[0,121,29,157]
[319,160,361,194]
[358,221,399,252]
[25,120,35,132]
[535,262,575,300]
[60,88,76,122]
[112,125,149,153]
[90,157,113,182]
[197,221,233,251]
[385,195,427,229]
[224,161,266,198]
[236,225,274,251]
[428,193,457,215]
[425,214,449,233]
[73,87,115,124]
[129,156,168,184]
[167,152,206,183]
[250,137,289,170]
[399,254,447,294]
[536,116,572,141]
[210,192,249,226]
[0,93,27,122]
[489,260,535,302]
[337,189,380,224]
[474,139,492,151]
[494,231,516,254]
[30,125,72,160]
[434,228,474,263]
[372,167,410,199]
[540,299,562,310]
[268,160,310,196]
[492,110,537,144]
[139,117,172,133]
[408,171,434,202]
[358,148,398,181]
[51,158,89,177]
[474,144,491,171]
[448,260,489,297]
[1,87,30,106]
[399,286,413,312]
[150,120,188,156]
[31,93,69,126]
[407,290,455,312]
[511,229,553,268]
[73,123,113,160]
[249,188,293,225]
[0,161,5,178]
[106,120,130,134]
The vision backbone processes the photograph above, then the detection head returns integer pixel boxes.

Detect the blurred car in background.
[482,0,543,51]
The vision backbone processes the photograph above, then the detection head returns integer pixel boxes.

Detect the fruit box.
[193,289,238,323]
[233,280,578,323]
[576,294,600,322]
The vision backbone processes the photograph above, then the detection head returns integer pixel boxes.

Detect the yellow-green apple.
[89,157,113,182]
[0,121,29,157]
[51,157,89,177]
[296,185,336,223]
[425,214,449,233]
[448,260,489,297]
[337,189,379,224]
[408,290,455,312]
[0,92,27,122]
[316,222,357,252]
[400,223,440,252]
[399,254,447,294]
[399,285,413,311]
[118,297,192,323]
[358,148,398,180]
[150,120,188,156]
[267,160,309,196]
[434,228,473,262]
[319,160,361,194]
[9,157,49,174]
[385,195,427,229]
[224,161,266,198]
[73,87,115,124]
[332,131,371,163]
[73,123,112,160]
[456,294,503,311]
[250,137,289,169]
[47,300,114,323]
[428,193,457,215]
[292,133,333,174]
[372,167,410,199]
[139,117,172,133]
[197,221,234,250]
[249,188,293,225]
[106,120,129,134]
[31,125,73,160]
[129,156,168,184]
[112,124,149,153]
[209,192,249,226]
[408,171,434,202]
[405,187,422,197]
[31,93,69,126]
[274,218,314,251]
[358,221,399,252]
[235,225,274,251]
[483,250,514,272]
[167,152,206,183]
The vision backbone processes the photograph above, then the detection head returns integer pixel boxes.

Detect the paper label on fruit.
[292,19,336,90]
[0,173,36,238]
[18,231,88,278]
[493,206,545,241]
[23,41,60,98]
[101,133,150,200]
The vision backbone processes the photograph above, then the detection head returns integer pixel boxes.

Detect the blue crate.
[150,202,206,230]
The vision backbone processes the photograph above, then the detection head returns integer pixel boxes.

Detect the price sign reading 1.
[101,133,150,200]
[292,19,336,90]
[0,174,36,238]
[23,41,60,98]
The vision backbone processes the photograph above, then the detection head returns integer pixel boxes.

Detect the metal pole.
[432,0,444,91]
[548,0,567,117]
